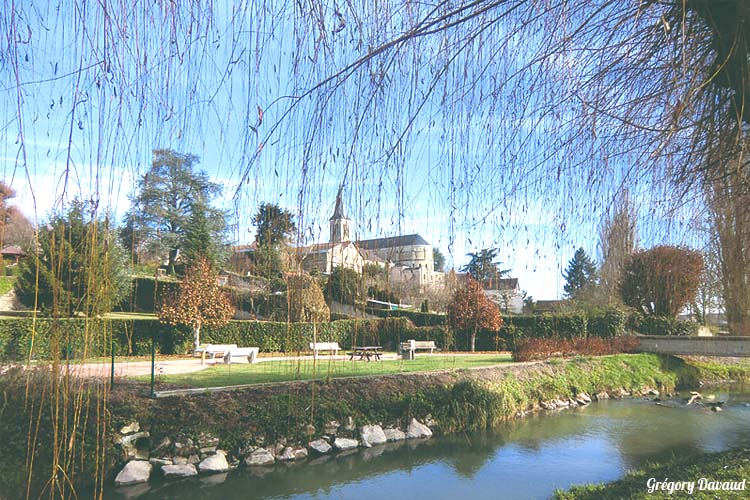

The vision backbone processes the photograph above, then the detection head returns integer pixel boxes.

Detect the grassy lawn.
[0,276,16,296]
[144,353,512,387]
[555,447,750,499]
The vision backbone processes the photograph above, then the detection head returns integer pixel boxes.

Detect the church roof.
[329,185,347,220]
[357,233,430,250]
[298,241,356,254]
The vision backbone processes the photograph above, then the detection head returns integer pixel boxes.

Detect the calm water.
[108,387,750,500]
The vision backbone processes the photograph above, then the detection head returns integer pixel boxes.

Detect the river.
[108,387,750,499]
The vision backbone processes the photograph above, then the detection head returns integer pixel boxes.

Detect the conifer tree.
[563,248,598,300]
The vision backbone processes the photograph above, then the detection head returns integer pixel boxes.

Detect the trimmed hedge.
[368,306,696,340]
[365,308,447,326]
[117,277,180,313]
[627,313,700,336]
[0,317,452,361]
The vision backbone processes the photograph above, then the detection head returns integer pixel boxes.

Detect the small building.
[299,187,440,291]
[482,277,523,314]
[1,245,26,265]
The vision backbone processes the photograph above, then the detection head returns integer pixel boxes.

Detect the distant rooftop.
[1,245,26,256]
[482,277,519,291]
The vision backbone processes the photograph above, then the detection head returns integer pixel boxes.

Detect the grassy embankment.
[142,354,513,387]
[555,447,750,499]
[0,276,16,296]
[3,353,750,498]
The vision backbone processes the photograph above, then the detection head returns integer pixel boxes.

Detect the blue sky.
[0,2,706,300]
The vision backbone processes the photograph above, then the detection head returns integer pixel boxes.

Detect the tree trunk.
[193,323,202,352]
[168,248,179,275]
[471,326,477,352]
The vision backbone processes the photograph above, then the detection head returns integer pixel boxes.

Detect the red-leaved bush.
[511,336,640,362]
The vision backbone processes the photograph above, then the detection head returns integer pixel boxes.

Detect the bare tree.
[598,189,638,305]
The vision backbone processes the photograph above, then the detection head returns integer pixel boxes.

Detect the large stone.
[333,437,359,451]
[198,451,230,473]
[114,460,152,486]
[161,464,198,479]
[172,456,188,465]
[360,425,387,447]
[120,431,150,448]
[406,419,433,439]
[292,447,308,460]
[277,447,295,461]
[309,439,332,455]
[383,428,406,442]
[120,422,140,435]
[576,393,592,405]
[244,448,275,466]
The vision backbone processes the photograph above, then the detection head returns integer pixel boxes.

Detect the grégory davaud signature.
[647,477,747,495]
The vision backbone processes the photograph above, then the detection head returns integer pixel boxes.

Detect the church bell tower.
[329,185,351,243]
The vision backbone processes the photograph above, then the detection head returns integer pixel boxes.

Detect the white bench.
[223,347,259,364]
[310,342,341,358]
[399,340,437,355]
[200,344,237,363]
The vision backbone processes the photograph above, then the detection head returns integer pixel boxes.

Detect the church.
[298,189,440,291]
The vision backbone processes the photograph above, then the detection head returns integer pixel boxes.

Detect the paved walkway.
[68,352,405,378]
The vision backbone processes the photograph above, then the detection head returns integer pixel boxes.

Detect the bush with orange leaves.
[447,277,503,352]
[158,258,234,352]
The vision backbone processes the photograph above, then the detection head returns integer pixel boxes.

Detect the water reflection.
[106,388,750,500]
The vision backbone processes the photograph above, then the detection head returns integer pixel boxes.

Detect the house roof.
[482,277,519,291]
[232,242,258,253]
[1,245,26,256]
[356,233,430,250]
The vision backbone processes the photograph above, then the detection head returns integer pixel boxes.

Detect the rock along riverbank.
[3,353,750,497]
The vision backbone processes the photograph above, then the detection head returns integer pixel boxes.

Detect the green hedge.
[116,277,180,313]
[0,317,454,361]
[627,313,700,336]
[365,308,447,326]
[0,318,186,361]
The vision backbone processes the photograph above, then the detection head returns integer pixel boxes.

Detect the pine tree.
[563,248,598,300]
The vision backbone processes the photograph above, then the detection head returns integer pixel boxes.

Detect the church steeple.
[329,185,351,243]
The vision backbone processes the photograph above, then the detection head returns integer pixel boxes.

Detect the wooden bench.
[223,347,259,364]
[200,344,237,364]
[399,340,437,354]
[310,342,341,358]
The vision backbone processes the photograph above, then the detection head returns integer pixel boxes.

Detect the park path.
[68,352,404,378]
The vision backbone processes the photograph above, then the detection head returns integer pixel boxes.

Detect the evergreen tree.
[181,201,227,270]
[460,248,509,281]
[252,203,297,246]
[16,200,130,316]
[563,247,598,300]
[126,149,226,273]
[433,248,446,272]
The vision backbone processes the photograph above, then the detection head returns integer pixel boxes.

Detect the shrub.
[627,313,700,336]
[0,316,458,360]
[511,336,640,362]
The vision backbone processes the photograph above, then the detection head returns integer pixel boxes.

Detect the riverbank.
[555,447,750,499]
[3,353,750,498]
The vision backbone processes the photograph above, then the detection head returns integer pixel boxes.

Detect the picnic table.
[349,346,382,361]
